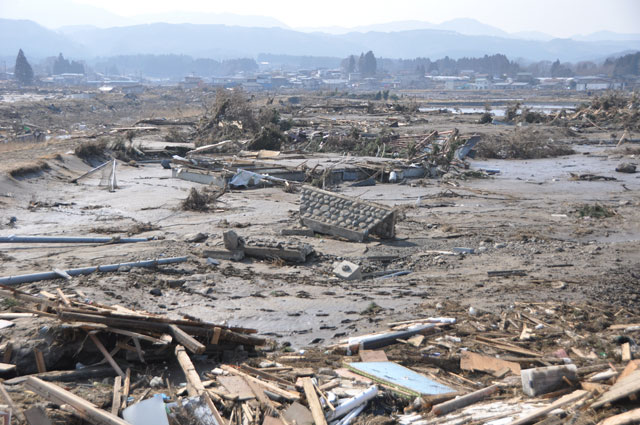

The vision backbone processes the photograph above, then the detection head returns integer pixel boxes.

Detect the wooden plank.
[103,327,169,345]
[592,370,640,408]
[0,362,16,373]
[120,368,131,410]
[0,313,36,319]
[301,377,327,425]
[110,376,121,416]
[359,350,388,362]
[474,336,542,357]
[218,375,256,401]
[88,333,125,379]
[221,365,300,401]
[609,324,640,330]
[34,348,47,373]
[460,351,521,375]
[432,385,499,416]
[211,327,222,345]
[174,345,226,425]
[132,337,145,363]
[621,343,632,362]
[510,390,588,425]
[617,360,640,383]
[599,407,640,425]
[24,377,131,425]
[56,288,71,306]
[169,324,205,354]
[238,364,294,387]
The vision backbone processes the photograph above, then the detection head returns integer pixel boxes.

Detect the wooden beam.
[56,288,71,306]
[88,333,125,379]
[24,377,131,425]
[431,385,499,416]
[174,345,225,425]
[111,376,121,416]
[169,324,205,354]
[301,377,327,425]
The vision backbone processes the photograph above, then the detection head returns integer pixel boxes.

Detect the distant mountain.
[435,18,509,38]
[1,19,639,64]
[574,31,640,42]
[299,18,511,37]
[0,19,86,59]
[129,12,289,28]
[510,31,555,42]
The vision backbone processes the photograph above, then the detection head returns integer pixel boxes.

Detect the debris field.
[0,88,639,425]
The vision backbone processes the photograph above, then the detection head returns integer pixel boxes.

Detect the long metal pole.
[0,257,188,286]
[0,236,149,244]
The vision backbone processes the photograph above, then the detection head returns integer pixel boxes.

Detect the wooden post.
[169,324,205,354]
[174,345,225,425]
[88,333,125,379]
[301,377,327,425]
[24,377,131,425]
[111,376,121,416]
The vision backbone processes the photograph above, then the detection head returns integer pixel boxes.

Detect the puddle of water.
[419,103,576,117]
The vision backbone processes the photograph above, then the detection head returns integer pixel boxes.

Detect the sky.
[2,0,639,37]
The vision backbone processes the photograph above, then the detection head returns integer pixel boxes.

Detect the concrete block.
[333,261,362,280]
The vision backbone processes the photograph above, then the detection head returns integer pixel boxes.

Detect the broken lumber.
[24,377,130,425]
[592,370,640,408]
[510,389,588,425]
[431,384,499,416]
[599,407,640,425]
[460,351,521,375]
[169,324,205,354]
[88,333,125,379]
[174,345,225,425]
[301,377,328,425]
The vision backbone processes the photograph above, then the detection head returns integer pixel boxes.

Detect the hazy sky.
[3,0,640,36]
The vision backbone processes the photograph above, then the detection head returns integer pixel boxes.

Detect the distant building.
[574,77,623,91]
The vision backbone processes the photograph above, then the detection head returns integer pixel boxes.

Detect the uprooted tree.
[194,88,287,150]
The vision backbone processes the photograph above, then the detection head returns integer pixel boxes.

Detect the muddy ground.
[0,88,639,351]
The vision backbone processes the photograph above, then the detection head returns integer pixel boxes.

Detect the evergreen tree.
[358,51,377,77]
[14,49,34,85]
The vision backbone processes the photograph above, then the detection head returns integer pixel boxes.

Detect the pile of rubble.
[0,284,637,425]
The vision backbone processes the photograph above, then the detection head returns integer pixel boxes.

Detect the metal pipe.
[0,235,149,244]
[0,257,188,286]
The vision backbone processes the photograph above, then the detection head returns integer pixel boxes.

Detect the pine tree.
[14,49,34,85]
